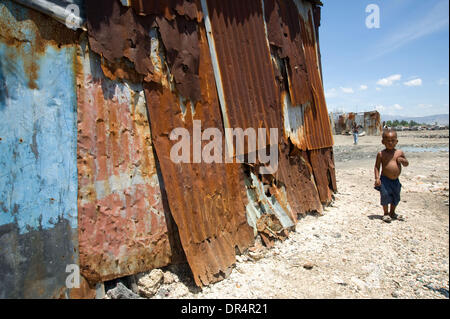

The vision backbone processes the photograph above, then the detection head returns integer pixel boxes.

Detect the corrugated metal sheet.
[277,140,325,212]
[309,147,336,204]
[202,0,326,216]
[364,111,382,135]
[204,0,282,145]
[245,170,295,235]
[75,40,183,285]
[264,0,312,107]
[144,22,254,286]
[0,0,79,298]
[124,0,203,22]
[297,0,334,150]
[264,0,333,151]
[85,0,155,83]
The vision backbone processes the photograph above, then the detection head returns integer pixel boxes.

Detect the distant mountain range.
[381,114,449,125]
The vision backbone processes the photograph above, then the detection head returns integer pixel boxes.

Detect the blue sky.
[320,0,449,117]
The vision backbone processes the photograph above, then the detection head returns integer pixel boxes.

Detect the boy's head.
[382,129,398,149]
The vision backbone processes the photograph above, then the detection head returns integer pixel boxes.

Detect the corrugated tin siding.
[297,1,334,150]
[144,23,255,287]
[263,0,333,151]
[364,111,382,135]
[0,0,79,298]
[205,0,282,139]
[203,0,334,211]
[76,41,182,284]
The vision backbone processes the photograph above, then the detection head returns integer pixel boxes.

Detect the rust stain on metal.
[256,214,288,248]
[263,0,333,151]
[85,0,155,82]
[277,140,324,214]
[264,0,311,106]
[99,55,144,84]
[0,0,79,89]
[75,42,181,284]
[156,13,201,103]
[206,0,282,138]
[86,0,202,102]
[365,111,382,135]
[126,0,203,22]
[308,147,337,204]
[204,0,326,215]
[144,23,254,286]
[299,7,334,150]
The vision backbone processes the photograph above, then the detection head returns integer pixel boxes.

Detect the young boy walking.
[374,129,409,223]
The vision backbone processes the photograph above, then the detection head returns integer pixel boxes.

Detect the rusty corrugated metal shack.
[0,0,336,298]
[331,111,382,136]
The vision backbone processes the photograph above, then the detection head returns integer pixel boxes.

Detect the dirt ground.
[137,130,450,299]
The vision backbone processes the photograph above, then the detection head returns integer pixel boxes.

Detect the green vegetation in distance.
[385,120,423,127]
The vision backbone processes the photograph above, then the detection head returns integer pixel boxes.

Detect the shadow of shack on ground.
[0,0,337,298]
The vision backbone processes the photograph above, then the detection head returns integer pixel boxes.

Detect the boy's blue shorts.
[375,175,402,206]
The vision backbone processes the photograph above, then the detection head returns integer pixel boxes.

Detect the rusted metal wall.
[261,0,335,205]
[264,0,333,152]
[297,1,334,151]
[76,39,183,285]
[202,0,324,220]
[0,0,184,298]
[145,21,255,287]
[1,0,337,295]
[0,0,80,298]
[333,111,382,136]
[364,111,382,135]
[204,0,282,140]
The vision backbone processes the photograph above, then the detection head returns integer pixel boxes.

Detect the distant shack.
[330,111,382,136]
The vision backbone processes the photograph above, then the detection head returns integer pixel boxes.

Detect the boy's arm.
[374,152,382,186]
[397,150,409,167]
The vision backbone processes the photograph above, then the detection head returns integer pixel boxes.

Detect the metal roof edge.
[12,0,86,30]
[305,0,323,6]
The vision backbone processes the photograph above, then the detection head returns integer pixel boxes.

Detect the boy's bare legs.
[389,204,396,216]
[382,205,392,222]
[389,205,404,220]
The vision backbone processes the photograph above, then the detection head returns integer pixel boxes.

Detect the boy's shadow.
[367,214,383,221]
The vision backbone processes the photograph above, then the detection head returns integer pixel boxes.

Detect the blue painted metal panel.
[0,27,77,233]
[0,0,78,298]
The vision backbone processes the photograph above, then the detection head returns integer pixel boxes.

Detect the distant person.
[374,129,409,223]
[352,122,359,145]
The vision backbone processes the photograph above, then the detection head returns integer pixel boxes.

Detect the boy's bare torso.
[379,149,404,180]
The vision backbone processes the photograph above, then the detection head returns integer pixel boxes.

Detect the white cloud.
[438,78,449,86]
[404,78,422,86]
[340,87,354,94]
[325,88,337,98]
[375,105,385,112]
[376,87,382,91]
[418,103,433,108]
[377,74,402,87]
[359,85,368,90]
[374,104,406,114]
